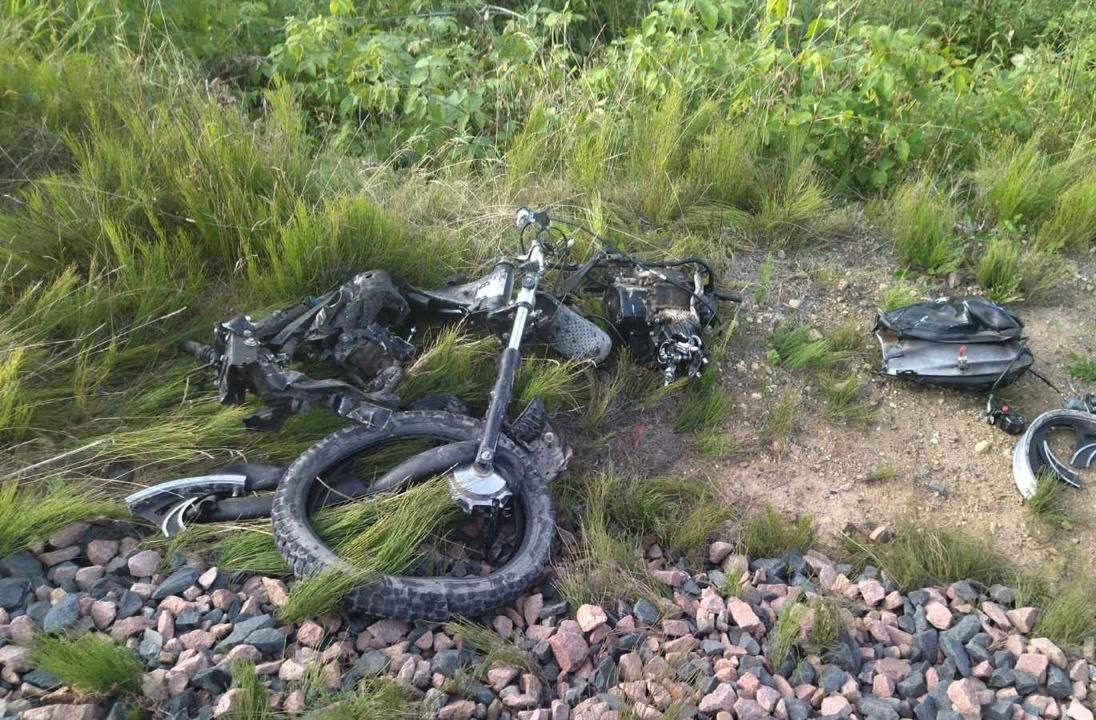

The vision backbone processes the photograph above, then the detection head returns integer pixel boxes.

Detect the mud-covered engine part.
[603,266,714,383]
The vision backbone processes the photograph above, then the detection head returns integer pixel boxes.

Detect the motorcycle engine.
[603,266,713,383]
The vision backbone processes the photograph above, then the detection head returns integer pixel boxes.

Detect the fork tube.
[474,250,543,474]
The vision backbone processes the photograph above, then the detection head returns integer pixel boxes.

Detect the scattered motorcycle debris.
[876,296,1095,500]
[1013,399,1096,499]
[874,297,1033,390]
[127,208,737,619]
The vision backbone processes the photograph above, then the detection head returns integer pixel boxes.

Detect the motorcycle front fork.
[473,269,539,475]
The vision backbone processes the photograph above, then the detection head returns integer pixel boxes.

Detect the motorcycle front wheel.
[270,410,555,620]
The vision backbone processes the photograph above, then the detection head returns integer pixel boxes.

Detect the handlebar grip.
[180,340,217,365]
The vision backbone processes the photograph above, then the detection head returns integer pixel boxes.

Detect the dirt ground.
[595,235,1096,573]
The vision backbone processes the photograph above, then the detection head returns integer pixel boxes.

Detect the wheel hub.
[449,464,512,512]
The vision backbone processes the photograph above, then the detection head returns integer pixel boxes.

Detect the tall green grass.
[976,237,1023,302]
[0,482,120,556]
[1036,172,1096,252]
[752,141,832,249]
[976,237,1073,303]
[279,477,462,622]
[885,178,962,275]
[974,136,1074,228]
[31,634,141,696]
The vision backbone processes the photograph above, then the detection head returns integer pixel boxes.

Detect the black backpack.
[875,297,1033,389]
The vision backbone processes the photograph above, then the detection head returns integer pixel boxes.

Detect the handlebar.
[181,340,217,365]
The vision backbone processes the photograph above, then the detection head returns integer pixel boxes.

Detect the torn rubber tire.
[1013,408,1096,499]
[270,410,554,620]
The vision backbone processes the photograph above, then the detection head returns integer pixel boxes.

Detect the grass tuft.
[760,390,799,446]
[886,178,962,275]
[559,471,733,559]
[1066,354,1096,383]
[1036,172,1096,252]
[803,596,845,656]
[0,482,120,557]
[840,523,1026,592]
[753,154,831,249]
[974,135,1072,228]
[770,324,843,370]
[975,236,1023,303]
[1034,573,1096,648]
[279,478,462,622]
[688,119,760,210]
[821,375,876,424]
[31,634,141,696]
[1025,474,1074,530]
[444,618,539,675]
[552,468,730,608]
[770,589,809,667]
[740,506,816,559]
[879,283,921,312]
[225,660,273,720]
[303,677,420,719]
[582,351,660,431]
[554,508,663,610]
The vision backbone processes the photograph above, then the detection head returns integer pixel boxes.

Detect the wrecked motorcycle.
[128,208,734,619]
